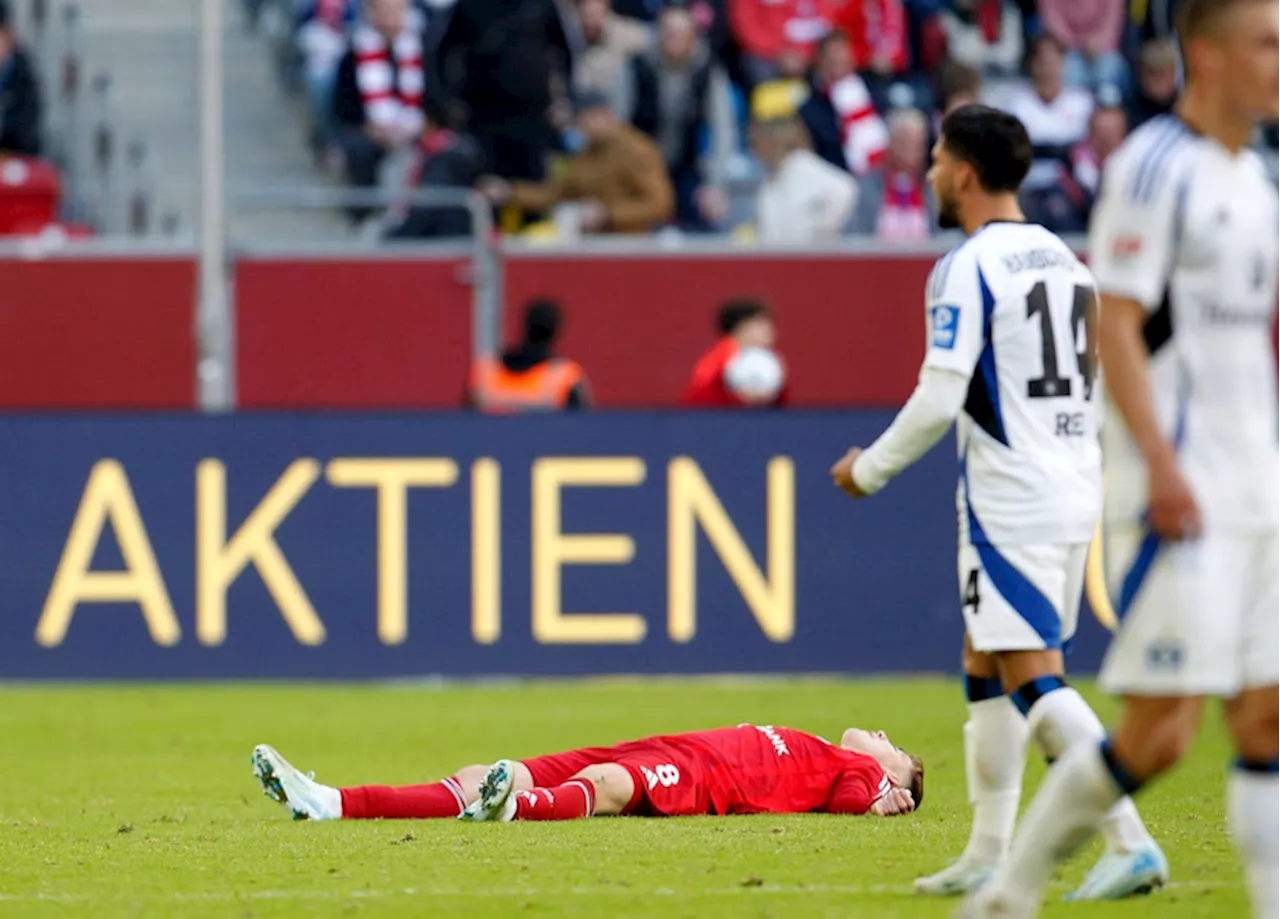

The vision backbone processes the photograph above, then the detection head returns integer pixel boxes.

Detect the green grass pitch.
[0,678,1247,918]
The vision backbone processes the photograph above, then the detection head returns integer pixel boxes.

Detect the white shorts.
[1099,527,1280,697]
[959,538,1088,653]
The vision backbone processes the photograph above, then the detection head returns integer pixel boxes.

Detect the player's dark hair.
[908,754,925,810]
[717,298,773,336]
[939,105,1033,194]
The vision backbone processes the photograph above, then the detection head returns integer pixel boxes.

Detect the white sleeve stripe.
[929,245,962,301]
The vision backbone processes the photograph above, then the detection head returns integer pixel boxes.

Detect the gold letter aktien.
[197,459,324,646]
[667,457,795,643]
[37,460,179,647]
[531,457,647,644]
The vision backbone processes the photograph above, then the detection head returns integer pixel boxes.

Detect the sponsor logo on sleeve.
[929,305,961,350]
[1111,234,1144,261]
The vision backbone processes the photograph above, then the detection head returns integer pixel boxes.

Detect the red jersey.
[652,724,890,815]
[680,338,789,408]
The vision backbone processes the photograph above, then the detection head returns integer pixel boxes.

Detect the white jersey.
[1089,115,1280,533]
[925,221,1103,546]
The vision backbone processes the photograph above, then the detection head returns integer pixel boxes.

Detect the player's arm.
[1089,159,1201,539]
[826,771,915,816]
[832,249,982,498]
[1097,294,1177,478]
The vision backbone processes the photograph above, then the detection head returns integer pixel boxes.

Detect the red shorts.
[522,739,711,816]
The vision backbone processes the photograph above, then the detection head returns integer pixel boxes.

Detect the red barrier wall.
[235,257,473,409]
[0,257,195,409]
[505,253,931,406]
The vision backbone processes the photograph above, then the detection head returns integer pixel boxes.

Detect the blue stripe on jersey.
[1131,119,1192,204]
[1116,531,1162,619]
[1125,118,1179,200]
[967,504,1063,648]
[962,267,1008,446]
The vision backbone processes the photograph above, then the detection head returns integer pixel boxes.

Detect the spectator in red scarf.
[331,0,426,210]
[729,0,841,86]
[1038,0,1128,91]
[851,106,936,240]
[682,299,789,408]
[797,30,889,176]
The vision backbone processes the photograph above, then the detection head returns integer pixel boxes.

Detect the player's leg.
[994,544,1163,900]
[252,743,539,821]
[339,761,536,819]
[1223,533,1279,919]
[463,761,636,822]
[913,632,1028,895]
[965,535,1233,916]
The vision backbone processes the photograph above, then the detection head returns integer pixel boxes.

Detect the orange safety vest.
[469,356,584,414]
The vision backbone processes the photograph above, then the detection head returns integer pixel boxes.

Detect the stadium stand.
[246,0,1277,245]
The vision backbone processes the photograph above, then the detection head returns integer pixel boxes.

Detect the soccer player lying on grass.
[252,723,923,823]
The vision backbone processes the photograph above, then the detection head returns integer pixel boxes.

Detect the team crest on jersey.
[930,305,961,350]
[1146,637,1186,671]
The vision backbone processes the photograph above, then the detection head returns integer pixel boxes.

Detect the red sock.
[339,777,468,819]
[513,779,596,821]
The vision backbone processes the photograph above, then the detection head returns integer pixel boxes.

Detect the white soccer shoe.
[914,858,997,896]
[1067,846,1169,900]
[459,759,518,823]
[251,744,341,821]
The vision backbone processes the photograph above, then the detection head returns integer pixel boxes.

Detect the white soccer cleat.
[1066,845,1169,900]
[251,744,341,821]
[459,759,518,823]
[915,858,997,896]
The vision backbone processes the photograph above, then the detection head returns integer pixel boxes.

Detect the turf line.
[0,880,1242,903]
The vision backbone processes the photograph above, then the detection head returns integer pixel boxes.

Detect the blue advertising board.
[0,413,1111,679]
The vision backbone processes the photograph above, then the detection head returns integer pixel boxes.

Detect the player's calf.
[1109,696,1203,781]
[1225,685,1279,919]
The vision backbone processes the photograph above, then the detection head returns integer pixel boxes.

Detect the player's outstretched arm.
[1098,294,1201,540]
[831,367,969,498]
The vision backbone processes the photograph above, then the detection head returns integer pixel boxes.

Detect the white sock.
[992,740,1128,903]
[1025,686,1154,853]
[962,697,1028,863]
[316,782,343,818]
[1229,765,1279,919]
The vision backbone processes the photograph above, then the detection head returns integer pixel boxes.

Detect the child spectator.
[1037,0,1128,91]
[798,30,889,177]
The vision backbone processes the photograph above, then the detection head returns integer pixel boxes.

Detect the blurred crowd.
[271,0,1278,242]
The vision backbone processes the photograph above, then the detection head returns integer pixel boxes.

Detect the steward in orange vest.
[468,299,591,413]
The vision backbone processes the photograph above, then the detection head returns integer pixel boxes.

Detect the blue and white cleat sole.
[1066,846,1170,901]
[252,744,312,821]
[460,759,517,822]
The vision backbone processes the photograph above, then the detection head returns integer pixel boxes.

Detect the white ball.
[724,346,785,403]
